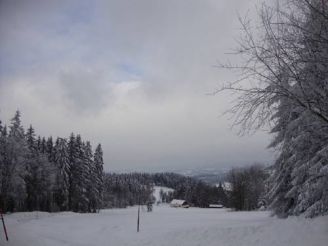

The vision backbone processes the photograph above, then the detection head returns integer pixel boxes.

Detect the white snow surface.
[1,206,327,246]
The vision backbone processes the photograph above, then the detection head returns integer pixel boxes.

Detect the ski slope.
[153,186,174,203]
[2,206,327,246]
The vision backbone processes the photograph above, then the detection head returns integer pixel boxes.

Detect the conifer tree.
[40,137,47,154]
[54,138,70,210]
[84,141,96,212]
[46,136,54,162]
[0,122,9,210]
[36,136,42,152]
[6,110,28,211]
[69,135,90,212]
[26,125,36,151]
[67,133,76,210]
[94,144,104,211]
[25,124,54,211]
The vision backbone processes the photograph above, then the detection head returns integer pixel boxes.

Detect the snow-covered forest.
[0,111,104,213]
[103,172,227,208]
[0,112,228,212]
[0,0,327,220]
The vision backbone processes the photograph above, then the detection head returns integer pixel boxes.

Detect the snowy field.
[1,206,327,246]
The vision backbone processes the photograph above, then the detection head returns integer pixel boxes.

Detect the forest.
[103,172,228,208]
[0,111,229,212]
[0,111,104,213]
[1,1,328,217]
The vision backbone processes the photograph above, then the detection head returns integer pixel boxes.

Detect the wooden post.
[137,203,140,232]
[0,209,8,241]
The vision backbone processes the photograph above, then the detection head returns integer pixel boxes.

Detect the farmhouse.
[170,199,189,208]
[209,204,224,208]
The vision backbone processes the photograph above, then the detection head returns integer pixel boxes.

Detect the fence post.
[137,203,140,232]
[0,208,8,241]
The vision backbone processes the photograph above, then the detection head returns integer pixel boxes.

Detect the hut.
[209,204,224,208]
[170,199,189,208]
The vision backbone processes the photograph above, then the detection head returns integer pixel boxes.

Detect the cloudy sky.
[0,0,273,172]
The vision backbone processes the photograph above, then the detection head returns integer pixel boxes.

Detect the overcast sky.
[0,0,274,172]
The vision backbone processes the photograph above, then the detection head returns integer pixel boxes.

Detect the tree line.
[103,172,228,208]
[103,173,154,208]
[0,111,104,213]
[226,164,269,211]
[0,111,269,213]
[0,112,228,213]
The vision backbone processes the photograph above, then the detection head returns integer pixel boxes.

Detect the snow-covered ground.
[1,206,327,246]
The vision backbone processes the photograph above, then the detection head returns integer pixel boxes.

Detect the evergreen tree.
[25,124,38,210]
[40,137,47,154]
[26,125,36,151]
[0,123,9,210]
[70,135,89,212]
[36,136,42,152]
[94,144,104,211]
[265,1,328,218]
[46,136,54,162]
[25,124,54,211]
[6,110,28,211]
[83,141,96,212]
[67,133,76,210]
[53,138,70,211]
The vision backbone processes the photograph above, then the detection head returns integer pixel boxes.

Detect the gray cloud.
[59,69,110,113]
[0,0,273,172]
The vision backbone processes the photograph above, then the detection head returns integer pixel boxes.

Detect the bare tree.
[216,0,328,131]
[227,164,267,211]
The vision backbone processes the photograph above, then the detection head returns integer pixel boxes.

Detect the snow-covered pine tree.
[6,111,28,211]
[83,141,96,212]
[266,84,298,216]
[25,124,39,210]
[40,137,47,154]
[79,138,91,212]
[25,124,54,211]
[0,122,9,210]
[292,1,328,217]
[268,97,328,217]
[26,125,36,151]
[266,0,328,218]
[0,120,22,212]
[94,144,104,211]
[53,138,70,211]
[36,136,42,152]
[69,135,90,212]
[46,136,55,163]
[68,133,76,210]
